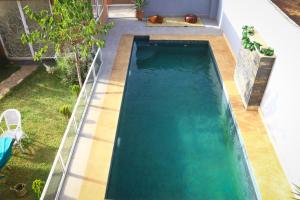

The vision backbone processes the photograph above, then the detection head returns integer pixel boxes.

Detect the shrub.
[294,184,300,200]
[59,104,71,118]
[56,54,91,86]
[71,84,81,96]
[21,136,33,150]
[241,25,274,56]
[32,179,44,200]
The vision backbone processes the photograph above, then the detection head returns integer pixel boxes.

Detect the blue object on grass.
[0,137,14,170]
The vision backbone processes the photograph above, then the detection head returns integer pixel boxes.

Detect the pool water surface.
[105,38,258,200]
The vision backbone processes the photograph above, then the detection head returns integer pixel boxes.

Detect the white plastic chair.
[0,109,27,152]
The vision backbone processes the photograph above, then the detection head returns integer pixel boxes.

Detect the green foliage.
[21,0,113,86]
[32,179,44,200]
[242,26,256,51]
[59,104,71,118]
[241,25,274,56]
[260,47,274,56]
[71,84,81,96]
[293,184,300,200]
[21,136,33,150]
[56,55,89,85]
[134,0,148,10]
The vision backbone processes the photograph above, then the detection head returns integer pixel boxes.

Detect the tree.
[21,0,113,87]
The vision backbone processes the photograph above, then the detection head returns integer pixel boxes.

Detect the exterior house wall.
[220,0,300,185]
[0,0,106,60]
[144,0,219,18]
[0,1,33,59]
[21,0,54,58]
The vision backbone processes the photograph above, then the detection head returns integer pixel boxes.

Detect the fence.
[40,48,103,200]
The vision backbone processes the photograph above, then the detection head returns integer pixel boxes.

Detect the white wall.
[220,0,300,185]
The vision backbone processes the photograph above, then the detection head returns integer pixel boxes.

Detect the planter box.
[234,31,275,110]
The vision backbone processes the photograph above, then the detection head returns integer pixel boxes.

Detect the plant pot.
[148,15,164,24]
[184,14,198,24]
[10,183,27,197]
[136,10,144,21]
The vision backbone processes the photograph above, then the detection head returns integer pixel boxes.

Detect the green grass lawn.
[0,60,21,82]
[0,67,76,199]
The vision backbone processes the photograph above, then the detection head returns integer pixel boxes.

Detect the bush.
[56,53,92,86]
[32,179,44,200]
[71,84,81,96]
[59,104,71,118]
[21,136,33,150]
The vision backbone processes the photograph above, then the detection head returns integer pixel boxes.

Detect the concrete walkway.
[0,65,38,99]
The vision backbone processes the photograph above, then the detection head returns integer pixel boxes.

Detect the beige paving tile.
[78,35,133,200]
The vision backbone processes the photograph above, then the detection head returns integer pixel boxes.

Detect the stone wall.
[234,47,275,110]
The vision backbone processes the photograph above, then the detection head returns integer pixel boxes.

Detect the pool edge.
[77,34,292,200]
[150,34,291,199]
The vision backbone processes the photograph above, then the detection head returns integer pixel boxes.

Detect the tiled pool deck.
[60,19,291,199]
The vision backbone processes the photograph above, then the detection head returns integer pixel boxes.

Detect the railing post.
[73,116,78,133]
[59,154,66,172]
[92,64,96,79]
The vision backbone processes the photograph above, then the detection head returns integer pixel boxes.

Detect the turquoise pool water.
[105,38,258,200]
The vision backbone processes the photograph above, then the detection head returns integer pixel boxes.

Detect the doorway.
[108,0,135,18]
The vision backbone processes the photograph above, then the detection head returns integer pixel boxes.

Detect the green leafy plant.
[134,0,147,10]
[260,47,274,56]
[32,179,44,200]
[59,104,71,118]
[21,136,33,151]
[242,25,254,37]
[293,184,300,200]
[253,41,262,51]
[71,84,81,96]
[242,26,256,51]
[56,55,89,86]
[21,0,113,88]
[241,25,274,56]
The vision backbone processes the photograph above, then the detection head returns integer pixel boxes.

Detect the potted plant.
[134,0,147,21]
[10,183,27,197]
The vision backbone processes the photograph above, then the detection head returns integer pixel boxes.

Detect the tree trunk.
[74,51,83,88]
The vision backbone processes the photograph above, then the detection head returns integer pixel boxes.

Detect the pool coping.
[76,34,291,199]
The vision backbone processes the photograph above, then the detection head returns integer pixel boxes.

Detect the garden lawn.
[0,67,76,199]
[0,60,21,82]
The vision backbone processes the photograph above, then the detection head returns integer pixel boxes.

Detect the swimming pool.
[105,37,258,199]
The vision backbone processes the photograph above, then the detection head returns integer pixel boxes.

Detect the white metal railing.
[40,48,103,200]
[92,0,103,19]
